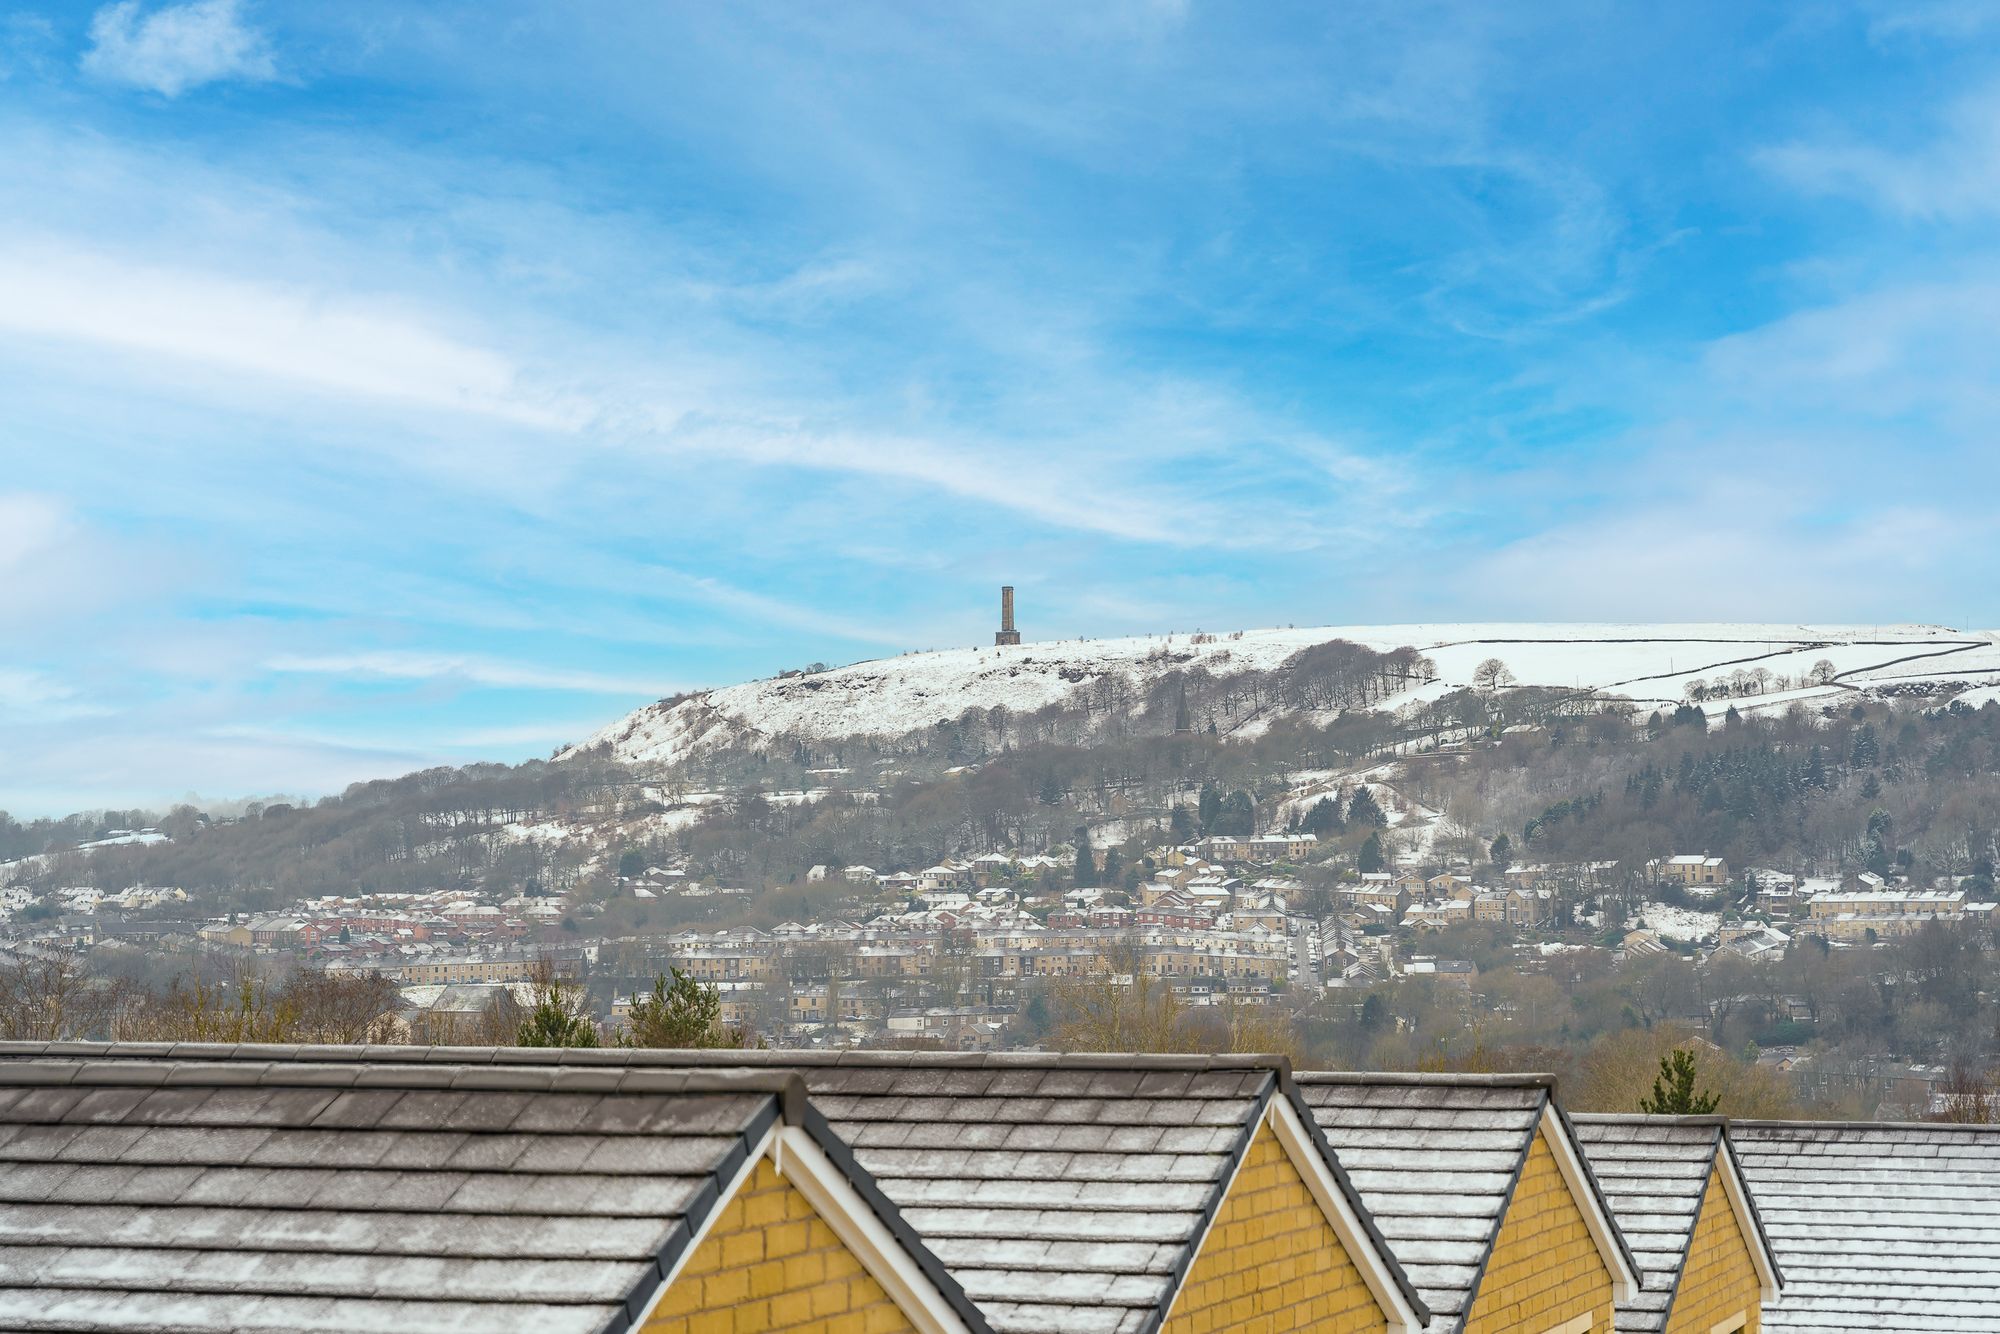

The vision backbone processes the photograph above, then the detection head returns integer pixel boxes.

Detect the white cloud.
[82,0,275,97]
[0,241,583,429]
[264,650,675,697]
[0,493,67,574]
[1757,86,2000,222]
[0,669,96,718]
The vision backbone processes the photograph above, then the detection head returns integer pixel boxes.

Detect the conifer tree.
[1073,826,1096,886]
[624,968,738,1049]
[1638,1049,1719,1115]
[516,967,598,1048]
[1357,831,1386,875]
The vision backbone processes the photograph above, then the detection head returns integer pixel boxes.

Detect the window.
[1708,1317,1748,1334]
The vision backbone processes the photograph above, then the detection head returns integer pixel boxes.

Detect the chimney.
[995,585,1021,646]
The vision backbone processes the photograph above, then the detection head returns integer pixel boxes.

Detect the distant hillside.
[564,622,2000,772]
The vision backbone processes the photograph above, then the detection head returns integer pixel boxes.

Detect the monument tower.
[995,585,1021,645]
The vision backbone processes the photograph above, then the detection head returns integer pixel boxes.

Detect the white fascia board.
[773,1123,978,1334]
[1266,1095,1426,1334]
[1539,1106,1639,1303]
[1714,1138,1783,1303]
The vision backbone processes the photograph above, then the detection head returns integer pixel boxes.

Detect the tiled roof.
[1571,1115,1779,1334]
[0,1048,979,1334]
[1294,1072,1634,1331]
[1734,1119,2000,1334]
[1293,1073,1548,1327]
[571,1049,1415,1334]
[0,1045,1418,1334]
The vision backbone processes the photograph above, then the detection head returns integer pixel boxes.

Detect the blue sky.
[2,0,1997,814]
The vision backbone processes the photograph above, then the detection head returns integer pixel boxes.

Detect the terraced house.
[1295,1072,1639,1334]
[1570,1116,1782,1333]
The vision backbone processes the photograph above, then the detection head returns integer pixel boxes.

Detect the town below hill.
[5,623,2000,1120]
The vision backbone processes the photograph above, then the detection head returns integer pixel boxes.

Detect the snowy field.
[1636,902,1721,943]
[566,622,1997,768]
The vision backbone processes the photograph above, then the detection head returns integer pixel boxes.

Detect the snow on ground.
[76,830,169,849]
[1636,902,1721,943]
[566,622,1990,768]
[1951,686,2000,709]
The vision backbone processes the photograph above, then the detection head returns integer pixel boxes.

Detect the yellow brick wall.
[1463,1131,1613,1334]
[642,1157,916,1334]
[1163,1119,1390,1334]
[1664,1162,1760,1334]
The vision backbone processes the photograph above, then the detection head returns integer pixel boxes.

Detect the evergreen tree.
[1852,724,1879,767]
[1073,826,1096,886]
[1169,805,1196,843]
[624,968,737,1048]
[1173,684,1192,734]
[1216,790,1255,837]
[1489,833,1512,871]
[1637,1050,1719,1115]
[1302,797,1343,837]
[1357,831,1386,875]
[1358,993,1387,1033]
[1197,782,1221,834]
[1101,847,1123,886]
[1347,785,1386,828]
[516,971,598,1048]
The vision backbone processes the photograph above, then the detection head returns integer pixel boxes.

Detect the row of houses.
[6,1039,1985,1333]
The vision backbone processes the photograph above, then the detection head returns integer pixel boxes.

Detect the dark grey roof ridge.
[1294,1068,1557,1088]
[0,1041,1294,1074]
[0,1052,810,1112]
[1734,1115,2000,1133]
[1569,1112,1729,1127]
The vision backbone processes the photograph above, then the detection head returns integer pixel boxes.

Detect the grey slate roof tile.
[1570,1116,1728,1334]
[1294,1071,1549,1331]
[0,1053,802,1333]
[1735,1119,2000,1334]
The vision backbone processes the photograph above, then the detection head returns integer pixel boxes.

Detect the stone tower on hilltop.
[995,585,1021,645]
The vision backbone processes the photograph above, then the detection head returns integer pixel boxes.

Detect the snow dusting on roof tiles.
[1292,1072,1552,1330]
[1734,1119,2000,1334]
[0,1053,800,1333]
[1571,1115,1762,1334]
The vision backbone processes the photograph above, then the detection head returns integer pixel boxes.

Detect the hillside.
[565,622,2000,770]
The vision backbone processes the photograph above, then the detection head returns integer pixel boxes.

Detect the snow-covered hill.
[564,623,2000,770]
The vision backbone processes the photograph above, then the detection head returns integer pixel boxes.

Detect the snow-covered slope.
[565,623,1999,770]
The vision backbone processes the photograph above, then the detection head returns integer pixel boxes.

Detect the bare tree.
[0,951,131,1041]
[1472,658,1516,693]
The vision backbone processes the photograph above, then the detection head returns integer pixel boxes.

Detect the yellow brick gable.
[1164,1119,1390,1334]
[1665,1163,1760,1334]
[643,1156,916,1334]
[1464,1131,1613,1334]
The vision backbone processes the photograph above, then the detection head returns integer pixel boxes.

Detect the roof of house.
[1733,1118,2000,1333]
[1293,1071,1638,1331]
[574,1049,1424,1334]
[1569,1115,1781,1334]
[0,1044,985,1334]
[1,1045,1424,1334]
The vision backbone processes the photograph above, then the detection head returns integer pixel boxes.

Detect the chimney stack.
[995,585,1021,645]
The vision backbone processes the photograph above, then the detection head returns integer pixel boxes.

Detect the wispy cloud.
[82,0,276,97]
[0,241,582,429]
[263,651,676,697]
